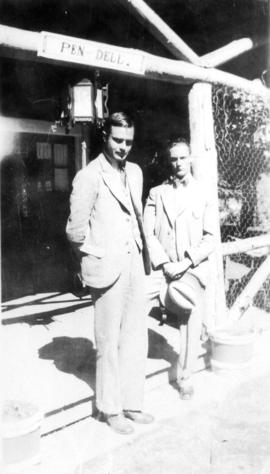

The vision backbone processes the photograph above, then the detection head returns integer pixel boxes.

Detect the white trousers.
[146,269,205,381]
[92,243,147,415]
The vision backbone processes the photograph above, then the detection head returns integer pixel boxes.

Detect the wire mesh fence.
[212,85,270,311]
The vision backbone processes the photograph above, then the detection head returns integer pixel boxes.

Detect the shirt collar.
[171,172,192,188]
[103,150,126,172]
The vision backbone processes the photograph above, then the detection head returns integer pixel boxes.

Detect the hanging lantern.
[59,76,109,132]
[71,78,95,123]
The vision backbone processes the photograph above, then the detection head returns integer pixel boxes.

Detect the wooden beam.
[222,235,270,256]
[201,38,254,68]
[229,255,270,321]
[118,0,202,64]
[0,25,269,99]
[0,26,39,53]
[118,0,255,68]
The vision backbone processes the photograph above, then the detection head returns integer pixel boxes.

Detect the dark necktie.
[120,162,126,187]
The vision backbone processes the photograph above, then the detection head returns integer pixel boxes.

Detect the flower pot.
[2,400,43,473]
[209,323,256,375]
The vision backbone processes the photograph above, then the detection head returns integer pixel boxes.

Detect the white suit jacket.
[143,175,215,287]
[66,153,150,289]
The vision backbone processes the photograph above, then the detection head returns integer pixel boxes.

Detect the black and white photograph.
[1,1,270,473]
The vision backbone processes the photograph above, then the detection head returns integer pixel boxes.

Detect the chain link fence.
[212,85,270,311]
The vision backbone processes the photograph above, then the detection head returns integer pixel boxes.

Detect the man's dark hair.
[167,137,191,153]
[104,112,134,135]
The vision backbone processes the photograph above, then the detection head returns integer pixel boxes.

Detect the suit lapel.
[161,179,194,225]
[125,164,152,275]
[160,185,179,226]
[125,163,141,216]
[98,154,130,212]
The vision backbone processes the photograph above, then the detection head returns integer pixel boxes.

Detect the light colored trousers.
[92,243,147,415]
[146,269,205,381]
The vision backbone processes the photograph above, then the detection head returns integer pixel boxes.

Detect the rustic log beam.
[118,0,255,68]
[118,0,202,64]
[0,26,39,53]
[201,38,254,67]
[222,235,270,256]
[0,25,269,99]
[229,255,270,321]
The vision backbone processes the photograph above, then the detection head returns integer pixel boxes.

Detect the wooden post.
[74,136,81,173]
[189,82,227,328]
[80,123,90,169]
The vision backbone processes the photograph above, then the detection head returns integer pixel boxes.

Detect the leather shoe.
[178,381,194,400]
[105,414,134,435]
[123,410,154,424]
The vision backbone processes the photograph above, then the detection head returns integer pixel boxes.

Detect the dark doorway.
[1,132,76,301]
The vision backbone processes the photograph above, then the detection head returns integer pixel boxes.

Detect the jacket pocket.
[79,243,105,258]
[192,205,203,219]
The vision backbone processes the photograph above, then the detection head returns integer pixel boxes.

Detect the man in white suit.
[66,112,153,434]
[144,138,215,399]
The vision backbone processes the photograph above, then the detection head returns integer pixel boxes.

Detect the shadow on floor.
[38,327,179,399]
[2,292,90,313]
[2,296,92,326]
[148,306,211,377]
[147,326,179,383]
[39,336,96,393]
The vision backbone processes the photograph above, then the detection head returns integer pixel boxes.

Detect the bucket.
[209,323,256,375]
[2,400,43,473]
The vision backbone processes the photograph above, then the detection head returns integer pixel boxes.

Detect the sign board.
[38,32,147,76]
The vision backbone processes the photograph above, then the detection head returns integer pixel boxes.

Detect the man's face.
[169,143,191,180]
[104,125,134,164]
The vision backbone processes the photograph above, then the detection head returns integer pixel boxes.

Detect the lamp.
[59,76,109,133]
[71,78,95,123]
